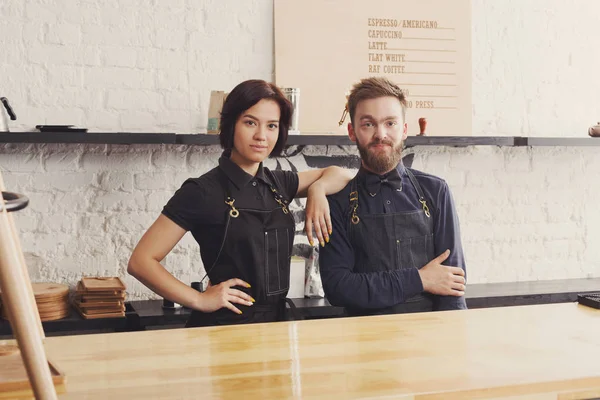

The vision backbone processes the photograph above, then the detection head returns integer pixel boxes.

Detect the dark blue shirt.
[319,162,467,311]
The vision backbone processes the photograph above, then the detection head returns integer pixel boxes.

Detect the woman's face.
[232,99,281,164]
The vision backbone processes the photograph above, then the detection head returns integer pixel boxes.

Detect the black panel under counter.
[465,277,600,309]
[126,278,600,329]
[2,278,597,337]
[0,304,132,338]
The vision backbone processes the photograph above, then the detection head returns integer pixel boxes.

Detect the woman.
[128,79,353,327]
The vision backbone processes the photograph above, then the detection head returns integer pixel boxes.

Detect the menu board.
[274,0,471,136]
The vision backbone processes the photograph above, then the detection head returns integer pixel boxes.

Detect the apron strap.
[266,183,290,215]
[198,211,232,287]
[216,168,240,218]
[348,168,433,222]
[201,167,293,286]
[196,168,240,286]
[405,168,431,218]
[349,178,360,225]
[218,167,290,216]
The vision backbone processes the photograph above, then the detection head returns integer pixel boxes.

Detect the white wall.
[471,0,600,137]
[0,0,599,299]
[1,0,274,133]
[2,141,598,300]
[2,0,599,135]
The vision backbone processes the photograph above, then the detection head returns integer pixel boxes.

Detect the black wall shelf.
[0,132,598,147]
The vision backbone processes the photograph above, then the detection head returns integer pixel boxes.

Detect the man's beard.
[356,137,403,174]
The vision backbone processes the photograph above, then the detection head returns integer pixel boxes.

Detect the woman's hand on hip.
[194,278,255,314]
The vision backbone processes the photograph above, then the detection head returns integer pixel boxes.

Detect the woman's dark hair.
[219,79,293,156]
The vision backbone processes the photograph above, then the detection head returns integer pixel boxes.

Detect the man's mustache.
[368,139,394,148]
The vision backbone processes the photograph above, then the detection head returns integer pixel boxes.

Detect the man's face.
[348,96,407,175]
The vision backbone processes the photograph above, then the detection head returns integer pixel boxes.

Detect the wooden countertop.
[32,303,600,399]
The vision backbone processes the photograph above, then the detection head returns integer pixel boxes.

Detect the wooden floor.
[6,302,600,399]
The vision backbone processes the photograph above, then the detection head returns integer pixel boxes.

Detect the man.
[319,77,467,316]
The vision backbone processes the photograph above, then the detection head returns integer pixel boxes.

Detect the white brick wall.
[1,143,599,299]
[472,0,600,137]
[1,0,274,133]
[0,1,599,299]
[413,145,600,283]
[0,143,211,298]
[2,0,599,134]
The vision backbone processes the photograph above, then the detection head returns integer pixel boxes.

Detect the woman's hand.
[194,278,255,314]
[304,183,332,247]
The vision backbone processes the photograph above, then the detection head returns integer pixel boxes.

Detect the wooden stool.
[0,187,58,400]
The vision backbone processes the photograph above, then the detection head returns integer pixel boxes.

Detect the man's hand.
[418,250,466,296]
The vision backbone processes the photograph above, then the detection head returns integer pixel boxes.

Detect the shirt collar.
[218,149,269,190]
[357,161,406,196]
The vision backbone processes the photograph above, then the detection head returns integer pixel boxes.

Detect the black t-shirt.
[161,150,299,271]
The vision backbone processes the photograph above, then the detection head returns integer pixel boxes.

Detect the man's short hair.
[346,77,407,124]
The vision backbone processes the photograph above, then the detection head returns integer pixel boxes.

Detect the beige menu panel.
[274,0,471,136]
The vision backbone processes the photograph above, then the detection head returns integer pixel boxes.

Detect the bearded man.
[319,77,468,316]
